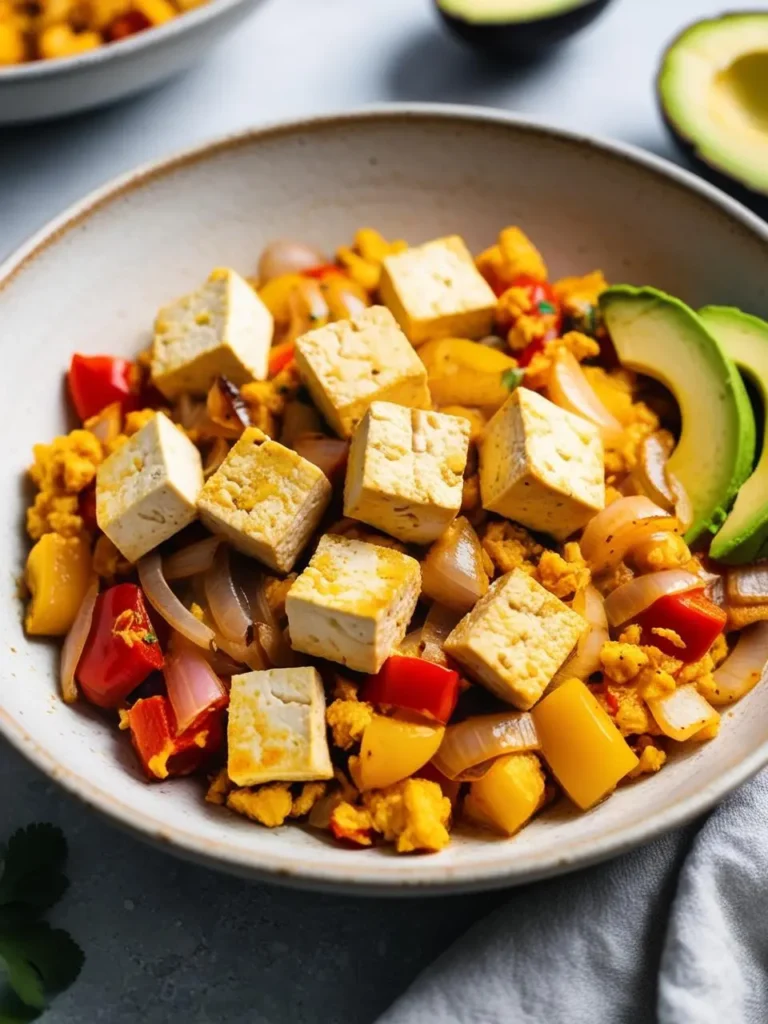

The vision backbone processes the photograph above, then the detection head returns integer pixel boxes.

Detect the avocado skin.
[700,306,768,564]
[435,0,613,57]
[600,285,756,544]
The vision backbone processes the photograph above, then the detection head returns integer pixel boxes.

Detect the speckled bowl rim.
[3,104,768,895]
[0,0,256,81]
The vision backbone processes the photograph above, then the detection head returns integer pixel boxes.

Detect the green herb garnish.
[143,633,158,645]
[0,826,83,1021]
[538,300,556,315]
[501,368,525,392]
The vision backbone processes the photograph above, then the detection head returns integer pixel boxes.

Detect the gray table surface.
[2,0,766,1020]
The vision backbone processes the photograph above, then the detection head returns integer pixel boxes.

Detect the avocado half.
[599,286,756,545]
[658,13,768,195]
[700,307,768,563]
[435,0,613,57]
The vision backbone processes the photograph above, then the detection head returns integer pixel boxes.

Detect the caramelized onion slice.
[432,712,540,780]
[60,575,99,704]
[165,638,228,734]
[550,585,607,688]
[604,569,704,628]
[138,553,216,650]
[421,517,489,614]
[709,623,768,705]
[258,240,327,284]
[726,565,768,607]
[163,536,221,581]
[292,434,349,480]
[581,496,678,576]
[204,545,253,644]
[547,350,624,444]
[206,377,251,438]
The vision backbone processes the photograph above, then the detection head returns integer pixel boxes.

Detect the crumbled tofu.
[227,667,333,787]
[363,778,451,853]
[151,267,273,398]
[444,568,586,709]
[479,387,605,541]
[96,411,203,563]
[379,236,496,345]
[286,534,421,674]
[197,427,331,573]
[344,402,470,544]
[294,306,430,438]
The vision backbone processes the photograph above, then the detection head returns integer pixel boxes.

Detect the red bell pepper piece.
[77,583,165,708]
[302,263,344,280]
[362,656,460,725]
[127,695,224,780]
[68,354,138,421]
[268,339,296,377]
[634,589,727,664]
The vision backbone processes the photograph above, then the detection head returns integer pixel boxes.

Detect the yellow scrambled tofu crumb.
[189,603,206,622]
[124,408,158,435]
[329,802,374,845]
[363,779,451,853]
[27,428,104,539]
[521,332,601,390]
[227,783,293,827]
[206,768,234,806]
[553,271,608,317]
[337,228,408,291]
[332,674,361,701]
[26,492,83,541]
[600,641,650,684]
[651,627,686,650]
[618,624,642,645]
[92,534,130,580]
[630,532,692,573]
[476,226,547,290]
[677,653,715,686]
[290,782,328,818]
[629,737,667,777]
[481,520,543,576]
[265,574,296,622]
[326,699,374,751]
[241,369,299,435]
[597,683,653,736]
[536,543,590,600]
[710,633,729,669]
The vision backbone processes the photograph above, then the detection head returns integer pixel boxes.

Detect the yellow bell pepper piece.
[647,684,720,741]
[25,534,92,636]
[358,713,445,791]
[418,338,518,413]
[258,273,307,324]
[463,752,545,836]
[532,678,639,810]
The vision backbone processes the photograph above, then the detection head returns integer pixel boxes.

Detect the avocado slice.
[658,13,768,195]
[699,306,768,563]
[434,0,613,56]
[599,286,755,544]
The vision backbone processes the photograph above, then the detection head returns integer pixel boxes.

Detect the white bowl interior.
[4,110,768,892]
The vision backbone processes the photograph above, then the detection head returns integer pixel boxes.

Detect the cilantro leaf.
[538,300,556,315]
[0,922,84,1012]
[501,368,525,392]
[0,827,68,912]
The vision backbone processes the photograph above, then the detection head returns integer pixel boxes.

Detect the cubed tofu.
[96,411,203,563]
[294,306,430,438]
[197,427,331,573]
[379,236,496,345]
[227,667,333,786]
[344,401,469,544]
[286,534,421,674]
[444,568,586,709]
[151,267,272,398]
[479,387,605,541]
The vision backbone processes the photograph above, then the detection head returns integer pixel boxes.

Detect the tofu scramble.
[23,226,768,855]
[0,0,207,66]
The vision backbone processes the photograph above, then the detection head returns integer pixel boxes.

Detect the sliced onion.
[163,536,221,581]
[174,393,207,432]
[421,517,489,614]
[60,575,99,704]
[214,633,268,671]
[726,565,768,607]
[547,350,624,444]
[550,585,607,688]
[709,623,768,705]
[238,568,277,630]
[258,240,327,284]
[203,437,230,479]
[604,569,703,628]
[581,495,678,575]
[292,433,349,479]
[165,637,228,734]
[206,377,251,438]
[670,473,693,533]
[204,545,253,644]
[647,684,718,741]
[138,553,216,650]
[432,712,540,780]
[85,401,122,444]
[255,623,296,668]
[632,432,676,511]
[421,603,462,667]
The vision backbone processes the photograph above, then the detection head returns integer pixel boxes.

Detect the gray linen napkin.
[378,769,768,1024]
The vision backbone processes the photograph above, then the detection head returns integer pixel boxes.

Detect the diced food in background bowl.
[20,220,768,857]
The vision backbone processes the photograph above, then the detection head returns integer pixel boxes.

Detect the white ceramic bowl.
[0,0,263,125]
[4,106,768,894]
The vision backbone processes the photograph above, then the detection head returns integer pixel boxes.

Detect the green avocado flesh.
[437,0,590,23]
[700,306,768,563]
[658,14,768,193]
[599,286,756,544]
